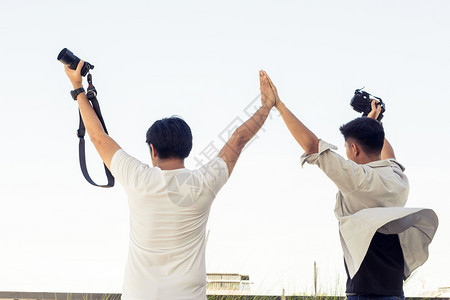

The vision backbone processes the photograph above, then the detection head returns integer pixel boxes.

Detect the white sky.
[0,0,449,296]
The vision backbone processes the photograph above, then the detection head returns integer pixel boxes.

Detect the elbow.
[89,134,100,146]
[89,132,106,146]
[304,140,319,155]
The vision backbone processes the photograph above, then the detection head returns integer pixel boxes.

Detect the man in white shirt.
[64,62,276,300]
[261,71,438,299]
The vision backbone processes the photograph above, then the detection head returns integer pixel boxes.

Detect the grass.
[207,296,345,300]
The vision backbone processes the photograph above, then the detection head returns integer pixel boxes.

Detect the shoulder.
[111,149,160,188]
[111,149,148,171]
[192,156,229,195]
[366,159,407,178]
[386,158,406,172]
[365,159,409,192]
[195,157,229,178]
[301,139,338,166]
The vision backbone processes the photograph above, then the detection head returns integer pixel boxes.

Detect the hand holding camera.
[64,60,84,89]
[350,89,385,121]
[58,48,94,77]
[57,48,114,188]
[367,99,383,121]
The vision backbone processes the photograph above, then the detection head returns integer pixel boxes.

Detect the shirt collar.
[364,159,394,168]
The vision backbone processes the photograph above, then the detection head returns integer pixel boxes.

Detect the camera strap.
[76,73,115,188]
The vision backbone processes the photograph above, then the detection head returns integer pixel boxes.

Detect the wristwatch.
[70,87,85,100]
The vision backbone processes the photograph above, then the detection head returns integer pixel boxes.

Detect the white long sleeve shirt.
[301,139,438,279]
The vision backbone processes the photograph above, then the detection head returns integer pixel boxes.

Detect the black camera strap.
[76,73,115,188]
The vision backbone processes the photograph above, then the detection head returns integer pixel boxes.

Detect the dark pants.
[347,295,405,300]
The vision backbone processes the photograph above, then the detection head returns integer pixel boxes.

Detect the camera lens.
[57,48,80,71]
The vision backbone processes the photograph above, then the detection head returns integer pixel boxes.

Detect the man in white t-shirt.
[64,61,275,299]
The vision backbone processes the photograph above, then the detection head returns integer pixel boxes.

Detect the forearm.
[65,62,120,170]
[217,103,272,175]
[276,101,319,154]
[76,92,107,141]
[234,104,272,148]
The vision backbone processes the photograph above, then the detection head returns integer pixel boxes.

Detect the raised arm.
[64,60,121,170]
[263,71,319,154]
[367,99,395,160]
[218,71,275,175]
[380,139,395,160]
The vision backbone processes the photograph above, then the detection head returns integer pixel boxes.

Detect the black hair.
[146,116,193,160]
[339,117,384,155]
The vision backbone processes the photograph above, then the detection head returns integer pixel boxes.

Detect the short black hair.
[339,117,385,155]
[146,116,193,160]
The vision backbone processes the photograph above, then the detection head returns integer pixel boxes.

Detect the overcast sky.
[0,0,449,296]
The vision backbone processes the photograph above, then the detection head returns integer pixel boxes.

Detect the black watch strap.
[71,87,85,100]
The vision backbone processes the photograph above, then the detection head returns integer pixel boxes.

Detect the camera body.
[57,48,94,77]
[350,88,385,121]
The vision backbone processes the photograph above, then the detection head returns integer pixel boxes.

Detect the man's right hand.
[261,71,319,155]
[65,60,84,89]
[217,71,274,176]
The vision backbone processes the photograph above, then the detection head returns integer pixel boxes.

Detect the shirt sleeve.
[110,149,155,190]
[197,157,229,196]
[300,139,367,193]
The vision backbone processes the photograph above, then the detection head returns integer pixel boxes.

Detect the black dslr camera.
[57,48,94,77]
[350,88,385,121]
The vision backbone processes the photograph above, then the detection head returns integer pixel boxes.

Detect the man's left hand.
[367,99,382,120]
[259,70,276,108]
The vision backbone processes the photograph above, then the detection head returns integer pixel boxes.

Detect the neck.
[156,158,185,170]
[356,154,381,165]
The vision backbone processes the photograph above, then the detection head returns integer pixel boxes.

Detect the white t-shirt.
[111,149,229,300]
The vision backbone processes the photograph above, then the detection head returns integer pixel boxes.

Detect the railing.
[0,292,447,300]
